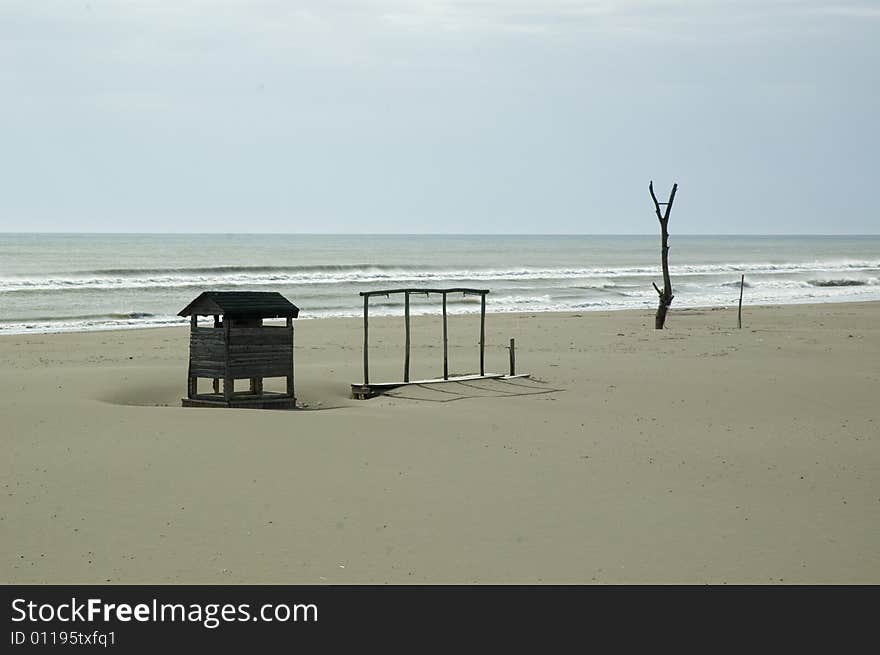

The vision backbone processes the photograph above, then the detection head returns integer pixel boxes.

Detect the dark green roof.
[178,291,299,318]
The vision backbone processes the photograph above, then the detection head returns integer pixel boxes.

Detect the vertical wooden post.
[738,274,745,329]
[479,293,486,376]
[363,295,369,385]
[188,314,197,398]
[404,291,411,383]
[442,292,448,380]
[509,338,515,376]
[212,315,220,393]
[286,317,294,400]
[223,318,232,402]
[250,315,262,395]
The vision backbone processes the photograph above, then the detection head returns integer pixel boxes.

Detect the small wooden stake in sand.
[509,338,516,376]
[738,274,745,329]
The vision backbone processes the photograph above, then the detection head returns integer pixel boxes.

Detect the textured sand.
[2,302,879,583]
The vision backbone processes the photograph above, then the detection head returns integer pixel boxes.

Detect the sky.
[0,1,877,234]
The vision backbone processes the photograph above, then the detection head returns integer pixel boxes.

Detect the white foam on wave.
[4,283,880,335]
[2,259,878,293]
[3,256,880,334]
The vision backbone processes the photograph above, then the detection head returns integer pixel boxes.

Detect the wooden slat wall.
[229,327,291,343]
[190,328,226,378]
[188,326,293,382]
[191,363,226,378]
[229,327,293,381]
[229,362,291,378]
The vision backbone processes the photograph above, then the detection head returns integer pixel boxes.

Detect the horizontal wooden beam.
[359,288,489,298]
[356,372,506,389]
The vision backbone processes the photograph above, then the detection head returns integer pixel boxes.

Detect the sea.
[0,234,878,334]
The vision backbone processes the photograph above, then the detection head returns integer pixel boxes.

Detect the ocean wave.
[77,263,438,276]
[4,286,880,335]
[45,258,878,278]
[0,312,156,324]
[3,260,878,294]
[807,278,877,287]
[0,314,185,334]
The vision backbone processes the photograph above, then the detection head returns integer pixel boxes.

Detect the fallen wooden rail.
[351,372,531,400]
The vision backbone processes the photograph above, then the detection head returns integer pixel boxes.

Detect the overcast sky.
[1,1,877,234]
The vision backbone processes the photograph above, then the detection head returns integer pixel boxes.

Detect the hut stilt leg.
[210,316,219,395]
[188,314,197,398]
[187,359,195,399]
[287,318,295,401]
[223,320,232,402]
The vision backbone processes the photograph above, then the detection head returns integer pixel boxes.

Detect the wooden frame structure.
[352,287,519,399]
[178,291,298,409]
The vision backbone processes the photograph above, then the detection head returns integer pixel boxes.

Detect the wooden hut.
[178,291,299,409]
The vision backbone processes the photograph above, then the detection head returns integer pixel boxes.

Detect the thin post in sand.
[509,338,516,376]
[404,291,411,383]
[738,274,745,329]
[363,295,370,385]
[442,292,449,380]
[479,293,486,376]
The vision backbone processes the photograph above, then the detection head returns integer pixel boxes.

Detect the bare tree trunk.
[738,274,745,329]
[649,181,678,329]
[653,286,671,329]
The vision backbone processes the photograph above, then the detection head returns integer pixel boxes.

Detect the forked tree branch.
[649,181,665,224]
[650,181,678,329]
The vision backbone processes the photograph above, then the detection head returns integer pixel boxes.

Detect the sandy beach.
[2,302,878,584]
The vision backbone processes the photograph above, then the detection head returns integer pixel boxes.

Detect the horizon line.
[1,232,879,237]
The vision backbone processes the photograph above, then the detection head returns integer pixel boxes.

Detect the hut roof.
[178,291,300,319]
